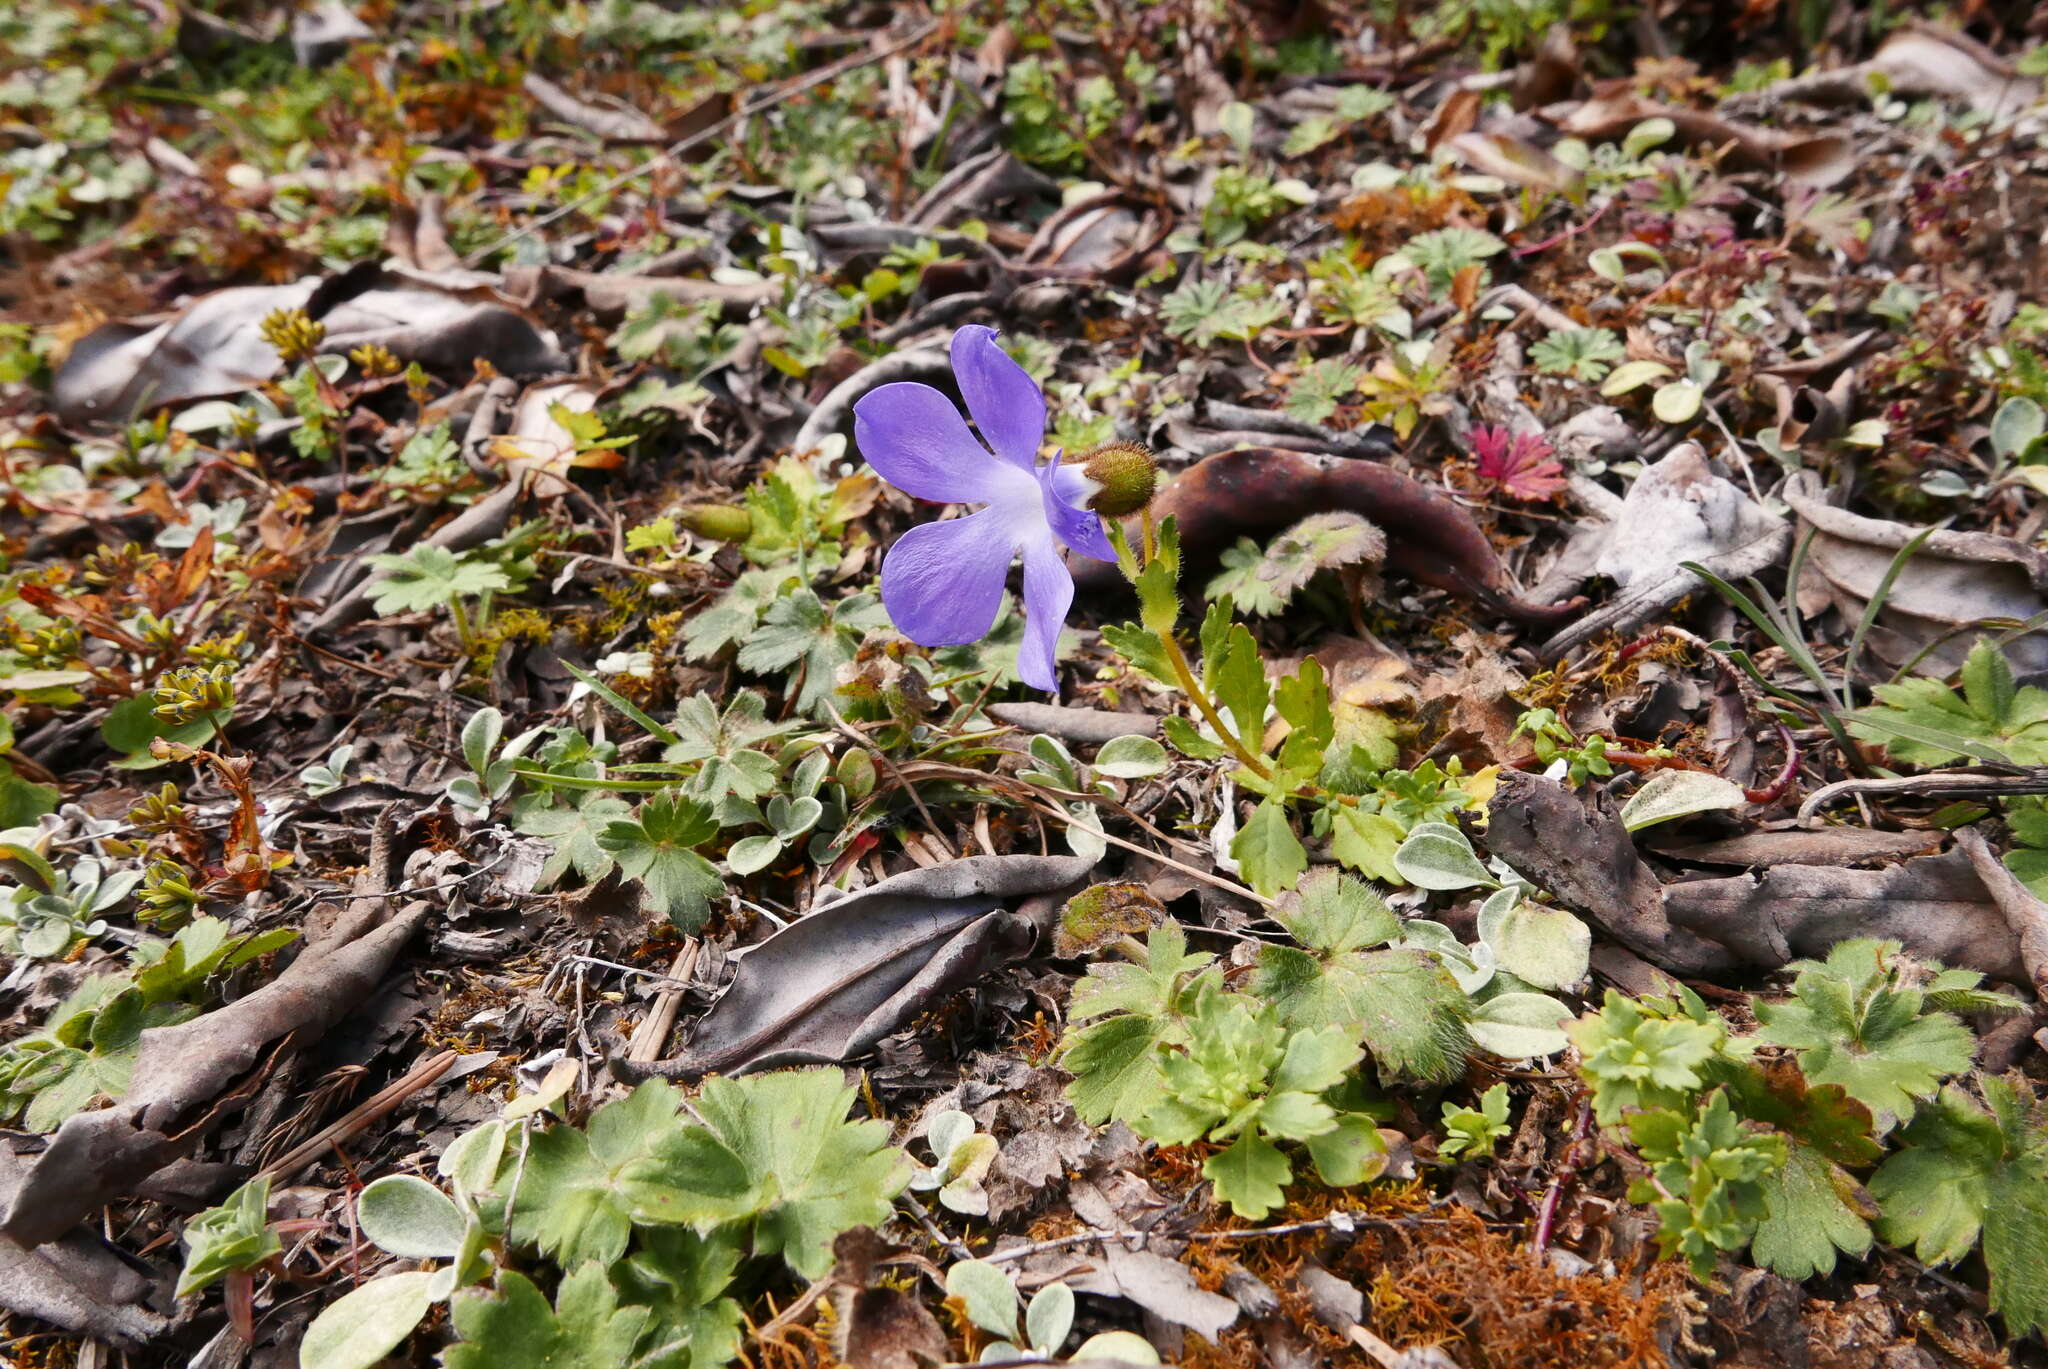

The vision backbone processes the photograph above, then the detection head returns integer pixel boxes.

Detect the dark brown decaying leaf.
[0,886,433,1247]
[613,854,1096,1083]
[1482,770,1738,976]
[1071,447,1581,625]
[830,1229,950,1369]
[1488,771,2034,983]
[1784,472,2048,677]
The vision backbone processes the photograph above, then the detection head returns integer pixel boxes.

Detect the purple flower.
[853,326,1114,692]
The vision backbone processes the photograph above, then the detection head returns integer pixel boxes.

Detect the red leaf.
[1471,424,1565,502]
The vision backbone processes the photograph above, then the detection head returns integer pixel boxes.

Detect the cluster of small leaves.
[1569,943,2048,1322]
[1204,513,1385,618]
[1847,637,2048,765]
[0,915,294,1130]
[1056,921,1389,1218]
[286,1068,909,1369]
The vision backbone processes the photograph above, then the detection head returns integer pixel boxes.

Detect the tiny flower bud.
[1076,442,1158,518]
[676,503,754,543]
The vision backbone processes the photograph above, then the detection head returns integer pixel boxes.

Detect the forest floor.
[8,3,2048,1367]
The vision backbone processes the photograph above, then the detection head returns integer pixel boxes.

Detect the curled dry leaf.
[1072,447,1582,625]
[1553,87,1853,188]
[1488,772,2036,984]
[1752,23,2039,119]
[1539,444,1790,659]
[53,267,568,428]
[0,888,433,1247]
[614,854,1096,1083]
[1785,472,2048,678]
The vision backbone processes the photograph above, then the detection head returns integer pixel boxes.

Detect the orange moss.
[1338,1208,1685,1368]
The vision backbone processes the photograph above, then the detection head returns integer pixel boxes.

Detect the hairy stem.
[1135,509,1274,782]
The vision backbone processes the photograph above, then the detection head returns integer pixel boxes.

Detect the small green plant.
[910,1109,999,1217]
[1512,708,1615,785]
[1565,950,2037,1295]
[0,916,295,1129]
[366,546,512,650]
[177,1176,282,1298]
[1061,931,1386,1219]
[946,1260,1158,1365]
[1204,513,1384,619]
[1849,637,2048,765]
[1530,326,1626,383]
[299,1068,905,1369]
[1439,1083,1512,1159]
[0,840,139,959]
[1755,939,1998,1131]
[447,707,545,816]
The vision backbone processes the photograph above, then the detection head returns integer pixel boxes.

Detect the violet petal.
[879,509,1014,647]
[1017,537,1076,693]
[854,381,1019,504]
[951,325,1045,470]
[1038,453,1115,562]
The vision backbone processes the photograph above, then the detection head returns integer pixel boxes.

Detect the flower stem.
[1138,510,1273,782]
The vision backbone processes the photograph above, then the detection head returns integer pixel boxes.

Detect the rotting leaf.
[614,854,1094,1083]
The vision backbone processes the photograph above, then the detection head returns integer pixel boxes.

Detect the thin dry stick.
[464,19,938,266]
[1024,795,1273,908]
[825,700,957,858]
[259,1048,460,1182]
[981,1203,1465,1264]
[626,940,701,1064]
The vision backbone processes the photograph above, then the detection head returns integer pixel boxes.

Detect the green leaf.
[177,1176,280,1297]
[946,1260,1021,1342]
[1161,714,1227,760]
[1134,516,1182,635]
[1439,1083,1512,1159]
[598,793,725,928]
[511,1081,685,1269]
[1231,799,1305,899]
[513,794,633,888]
[1465,992,1572,1059]
[358,1174,465,1260]
[1754,939,1977,1131]
[1871,1076,2048,1335]
[1963,635,2019,726]
[1626,1089,1786,1276]
[1849,640,2048,766]
[1328,806,1405,883]
[445,1266,650,1369]
[1392,822,1492,890]
[300,1271,438,1369]
[612,1228,745,1369]
[102,693,218,769]
[1254,877,1472,1085]
[1993,396,2046,462]
[1274,870,1399,952]
[1095,734,1169,779]
[1059,927,1215,1124]
[1207,624,1269,742]
[1618,769,1748,831]
[1475,892,1589,991]
[1204,1131,1292,1220]
[1570,990,1727,1126]
[366,545,511,614]
[1303,1111,1389,1186]
[621,1070,910,1279]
